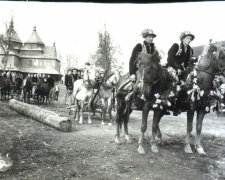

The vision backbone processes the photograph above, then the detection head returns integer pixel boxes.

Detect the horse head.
[104,71,120,87]
[214,46,225,76]
[137,51,163,97]
[197,41,218,72]
[83,67,96,87]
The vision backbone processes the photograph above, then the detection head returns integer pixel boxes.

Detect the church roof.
[3,19,22,44]
[25,26,44,45]
[20,46,58,60]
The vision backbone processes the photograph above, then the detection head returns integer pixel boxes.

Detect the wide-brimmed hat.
[180,31,195,41]
[141,29,156,38]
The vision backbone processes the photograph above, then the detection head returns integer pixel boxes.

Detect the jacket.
[167,43,193,71]
[129,41,156,76]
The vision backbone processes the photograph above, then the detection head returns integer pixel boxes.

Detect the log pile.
[8,99,72,132]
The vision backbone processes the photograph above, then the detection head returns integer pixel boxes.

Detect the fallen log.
[8,99,72,132]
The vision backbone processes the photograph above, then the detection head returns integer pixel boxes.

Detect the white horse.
[98,71,120,125]
[72,67,96,124]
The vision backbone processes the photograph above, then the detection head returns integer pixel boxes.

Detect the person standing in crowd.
[65,70,73,105]
[72,69,78,83]
[167,31,195,115]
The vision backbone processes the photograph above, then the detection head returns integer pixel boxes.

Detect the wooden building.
[0,19,61,80]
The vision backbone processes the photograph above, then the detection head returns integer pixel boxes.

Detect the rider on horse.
[128,28,161,110]
[167,31,195,115]
[167,31,195,82]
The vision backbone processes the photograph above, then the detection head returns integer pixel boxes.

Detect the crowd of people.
[0,71,60,100]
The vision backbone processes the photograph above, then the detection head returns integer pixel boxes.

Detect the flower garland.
[151,67,179,110]
[205,76,225,113]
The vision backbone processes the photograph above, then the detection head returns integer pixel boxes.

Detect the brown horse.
[182,43,225,155]
[115,51,173,152]
[137,43,225,155]
[0,75,11,101]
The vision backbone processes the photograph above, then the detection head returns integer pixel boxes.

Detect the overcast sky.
[0,1,225,71]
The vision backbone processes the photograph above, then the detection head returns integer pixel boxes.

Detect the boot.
[163,109,171,115]
[173,108,181,116]
[131,97,139,110]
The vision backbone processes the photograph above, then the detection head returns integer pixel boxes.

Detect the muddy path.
[0,84,225,180]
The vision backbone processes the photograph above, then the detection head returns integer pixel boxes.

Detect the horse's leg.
[124,101,132,143]
[138,102,150,154]
[107,98,113,126]
[79,101,84,124]
[101,98,106,125]
[87,97,92,124]
[156,112,164,145]
[184,110,194,153]
[151,110,163,153]
[115,96,125,144]
[28,91,30,103]
[74,99,79,121]
[195,110,206,155]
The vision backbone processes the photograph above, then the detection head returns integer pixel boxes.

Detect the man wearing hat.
[128,28,160,110]
[167,31,195,116]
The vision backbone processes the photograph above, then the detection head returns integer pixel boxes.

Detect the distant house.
[0,19,61,79]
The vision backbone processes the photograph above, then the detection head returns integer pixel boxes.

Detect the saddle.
[116,73,133,92]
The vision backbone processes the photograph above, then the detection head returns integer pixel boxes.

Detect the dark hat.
[180,31,195,41]
[141,29,156,38]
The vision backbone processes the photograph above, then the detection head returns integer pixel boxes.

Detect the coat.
[167,43,193,71]
[129,41,156,76]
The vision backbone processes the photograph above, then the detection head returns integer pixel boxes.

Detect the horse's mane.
[137,51,163,83]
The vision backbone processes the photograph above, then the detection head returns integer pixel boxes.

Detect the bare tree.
[0,20,16,70]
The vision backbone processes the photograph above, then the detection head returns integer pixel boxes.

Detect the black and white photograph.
[0,1,225,179]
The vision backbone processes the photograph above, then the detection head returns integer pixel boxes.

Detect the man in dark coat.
[72,69,78,84]
[65,70,73,90]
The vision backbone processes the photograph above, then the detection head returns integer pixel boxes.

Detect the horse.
[33,78,51,105]
[72,67,96,124]
[49,84,60,103]
[0,74,11,101]
[181,43,225,155]
[135,43,225,155]
[14,74,23,100]
[21,76,33,103]
[97,71,120,125]
[115,51,172,151]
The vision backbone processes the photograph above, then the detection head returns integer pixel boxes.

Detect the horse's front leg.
[156,112,164,145]
[101,98,106,125]
[184,110,194,153]
[107,98,113,126]
[87,97,92,124]
[138,102,150,154]
[115,96,125,144]
[195,110,206,155]
[151,110,164,153]
[79,101,84,124]
[74,100,79,122]
[124,100,132,144]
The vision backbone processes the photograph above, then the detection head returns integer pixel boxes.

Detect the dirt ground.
[0,84,225,180]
